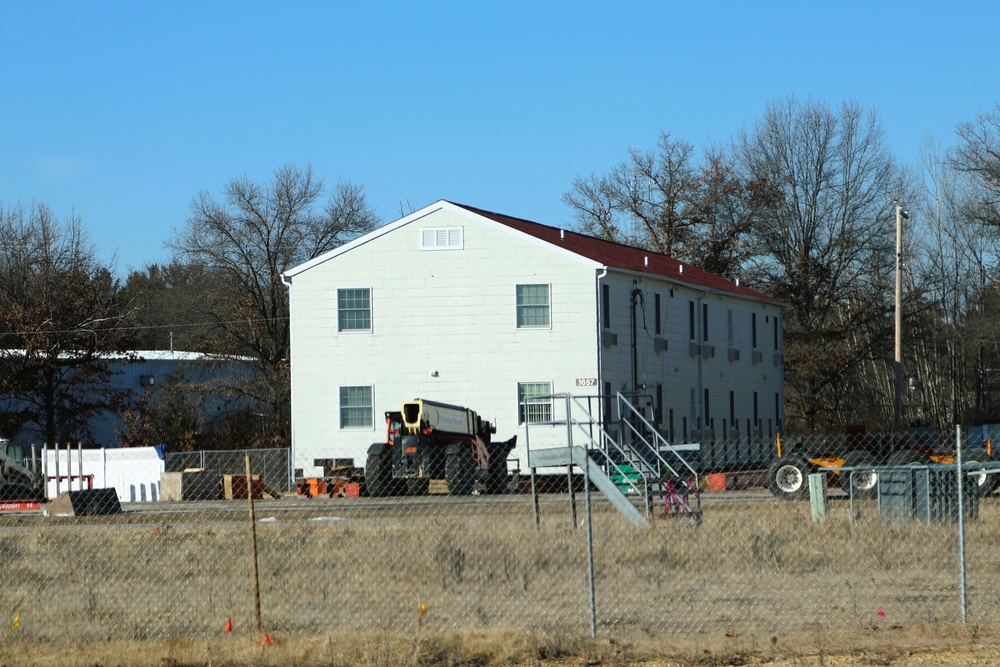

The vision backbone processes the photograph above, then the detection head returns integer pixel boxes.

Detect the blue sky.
[2,1,997,275]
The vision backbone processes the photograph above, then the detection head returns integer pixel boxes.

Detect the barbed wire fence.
[1,427,998,656]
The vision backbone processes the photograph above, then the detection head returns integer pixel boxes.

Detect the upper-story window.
[420,227,464,250]
[338,288,371,332]
[516,284,550,328]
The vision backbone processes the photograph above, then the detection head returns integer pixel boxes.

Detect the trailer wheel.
[406,478,429,496]
[766,455,812,500]
[839,450,878,498]
[964,456,997,497]
[365,449,398,497]
[445,448,475,496]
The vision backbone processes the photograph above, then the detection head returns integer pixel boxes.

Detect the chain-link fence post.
[956,425,968,625]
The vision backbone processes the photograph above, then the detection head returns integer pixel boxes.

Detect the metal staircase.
[523,392,701,528]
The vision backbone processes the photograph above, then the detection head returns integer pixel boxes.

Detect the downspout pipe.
[630,281,643,393]
[281,271,295,487]
[596,267,608,425]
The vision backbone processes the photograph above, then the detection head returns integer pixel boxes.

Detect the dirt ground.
[3,629,1000,667]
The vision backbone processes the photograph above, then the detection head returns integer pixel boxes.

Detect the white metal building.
[1,351,248,448]
[282,201,785,478]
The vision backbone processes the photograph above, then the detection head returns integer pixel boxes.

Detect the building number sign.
[575,378,598,387]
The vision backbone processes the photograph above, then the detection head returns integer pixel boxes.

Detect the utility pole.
[894,202,909,434]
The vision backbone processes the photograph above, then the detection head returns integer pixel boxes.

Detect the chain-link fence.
[1,425,999,660]
[164,447,292,493]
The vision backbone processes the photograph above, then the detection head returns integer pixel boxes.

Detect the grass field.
[1,492,1000,666]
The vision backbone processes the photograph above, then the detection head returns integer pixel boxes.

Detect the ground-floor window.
[339,385,373,428]
[518,382,553,424]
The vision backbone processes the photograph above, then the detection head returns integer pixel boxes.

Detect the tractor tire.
[365,448,399,497]
[406,478,429,496]
[766,455,813,500]
[483,452,508,495]
[839,450,878,499]
[445,447,475,496]
[888,449,926,466]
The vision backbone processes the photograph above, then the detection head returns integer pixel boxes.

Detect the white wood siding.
[288,208,600,476]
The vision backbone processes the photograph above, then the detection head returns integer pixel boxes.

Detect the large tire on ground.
[483,452,508,495]
[839,450,878,498]
[445,447,475,496]
[406,477,429,496]
[365,448,400,497]
[766,455,813,500]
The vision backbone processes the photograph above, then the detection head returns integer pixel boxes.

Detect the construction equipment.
[766,425,998,500]
[365,399,516,496]
[0,439,44,502]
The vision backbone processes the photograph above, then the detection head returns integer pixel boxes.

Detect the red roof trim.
[450,202,781,305]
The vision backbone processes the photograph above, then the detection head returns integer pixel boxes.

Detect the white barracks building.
[283,201,784,478]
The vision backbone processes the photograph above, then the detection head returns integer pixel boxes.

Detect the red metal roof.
[451,202,781,305]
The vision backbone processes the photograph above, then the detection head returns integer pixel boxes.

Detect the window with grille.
[339,386,373,428]
[337,288,371,332]
[518,382,552,424]
[516,284,550,328]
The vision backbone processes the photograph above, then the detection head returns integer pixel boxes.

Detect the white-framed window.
[516,284,550,328]
[518,382,553,424]
[420,227,464,250]
[339,385,373,428]
[338,288,371,332]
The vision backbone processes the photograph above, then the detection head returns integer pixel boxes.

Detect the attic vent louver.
[420,227,464,250]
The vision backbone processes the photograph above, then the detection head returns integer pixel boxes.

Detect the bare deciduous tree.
[563,133,757,280]
[168,164,380,447]
[734,96,914,430]
[0,201,133,445]
[952,103,1000,229]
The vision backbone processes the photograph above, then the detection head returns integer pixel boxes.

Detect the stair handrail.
[614,392,699,482]
[522,393,654,499]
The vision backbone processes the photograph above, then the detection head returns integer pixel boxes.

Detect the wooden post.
[809,473,827,522]
[246,454,263,632]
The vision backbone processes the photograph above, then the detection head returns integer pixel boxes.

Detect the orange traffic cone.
[225,618,232,634]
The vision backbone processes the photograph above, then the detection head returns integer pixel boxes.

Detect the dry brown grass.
[1,494,1000,665]
[1,624,999,667]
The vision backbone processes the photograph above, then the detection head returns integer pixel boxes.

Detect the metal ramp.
[527,445,647,527]
[523,392,701,528]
